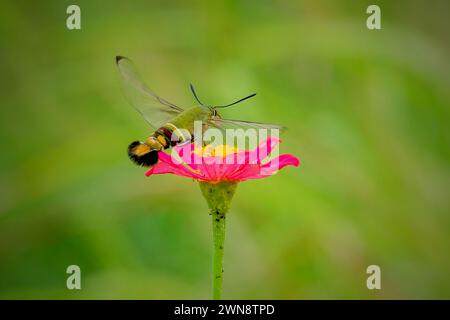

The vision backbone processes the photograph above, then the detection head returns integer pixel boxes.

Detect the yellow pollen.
[193,144,240,158]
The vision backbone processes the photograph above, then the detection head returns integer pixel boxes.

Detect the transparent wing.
[116,56,183,129]
[207,116,286,132]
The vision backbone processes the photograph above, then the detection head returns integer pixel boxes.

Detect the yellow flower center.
[193,144,240,158]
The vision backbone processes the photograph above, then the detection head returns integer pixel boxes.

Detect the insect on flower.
[116,56,284,167]
[117,56,300,300]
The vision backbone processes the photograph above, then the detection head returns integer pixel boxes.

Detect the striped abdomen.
[127,123,192,167]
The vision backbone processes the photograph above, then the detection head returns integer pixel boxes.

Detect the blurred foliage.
[0,0,449,299]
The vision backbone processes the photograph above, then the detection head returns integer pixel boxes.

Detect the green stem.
[211,207,226,300]
[198,181,238,300]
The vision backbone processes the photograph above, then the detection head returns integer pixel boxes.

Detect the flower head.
[142,136,299,299]
[145,137,300,183]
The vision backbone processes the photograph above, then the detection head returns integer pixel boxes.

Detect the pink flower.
[145,137,300,183]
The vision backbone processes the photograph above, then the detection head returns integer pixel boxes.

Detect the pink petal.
[242,136,281,164]
[145,152,204,179]
[230,154,300,181]
[227,164,261,181]
[174,143,196,163]
[198,162,217,181]
[258,136,282,158]
[261,154,300,171]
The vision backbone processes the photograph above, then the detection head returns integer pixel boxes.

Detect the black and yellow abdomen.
[128,106,210,167]
[127,123,192,167]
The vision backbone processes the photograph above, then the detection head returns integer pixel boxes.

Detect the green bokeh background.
[1,0,449,299]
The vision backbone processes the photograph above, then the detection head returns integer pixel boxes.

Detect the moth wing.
[116,56,183,130]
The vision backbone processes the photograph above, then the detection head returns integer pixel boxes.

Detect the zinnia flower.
[143,136,299,299]
[145,137,299,182]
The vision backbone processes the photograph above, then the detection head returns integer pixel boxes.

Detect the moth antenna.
[190,83,204,105]
[215,93,257,108]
